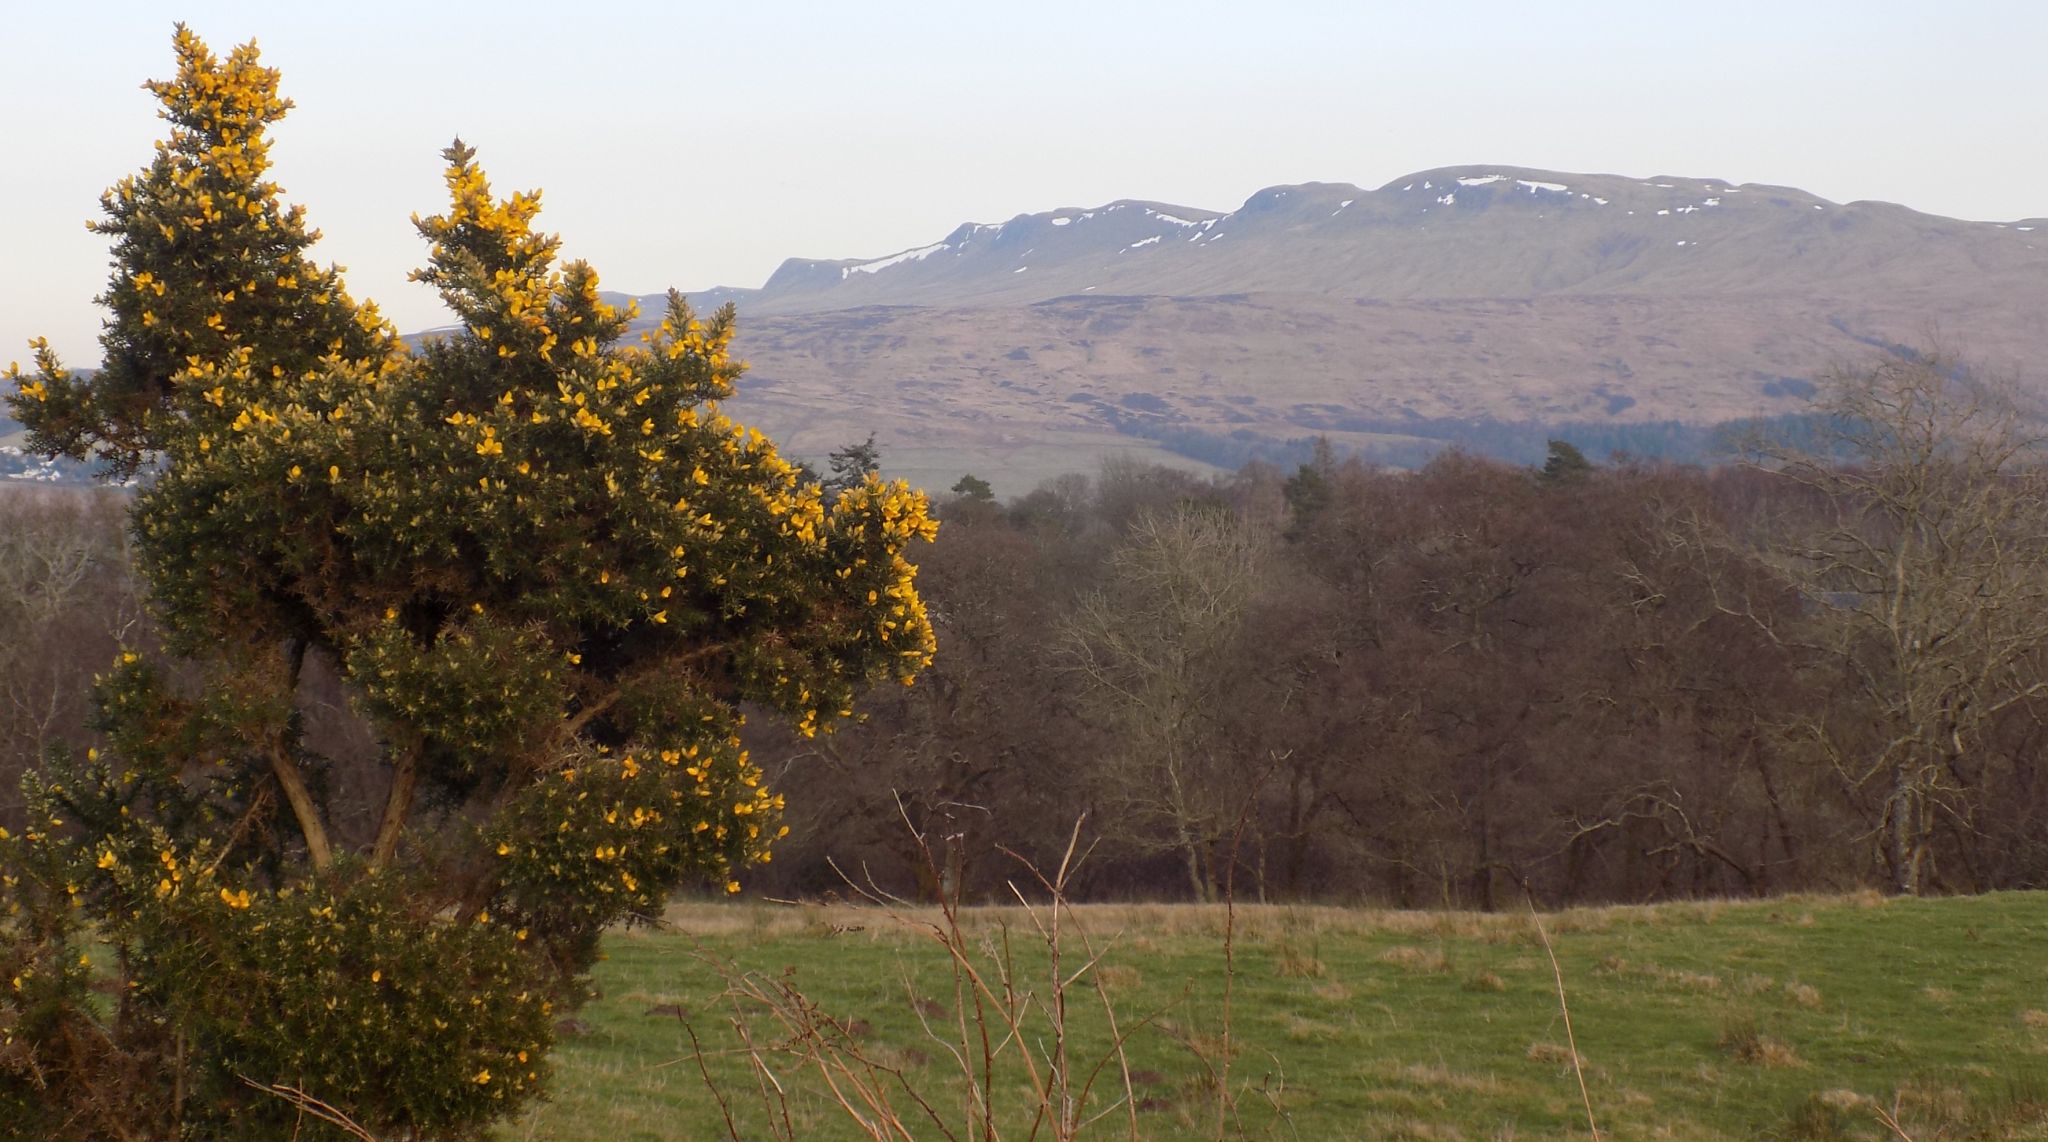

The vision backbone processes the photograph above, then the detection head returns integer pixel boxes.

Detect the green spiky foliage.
[1,27,935,1138]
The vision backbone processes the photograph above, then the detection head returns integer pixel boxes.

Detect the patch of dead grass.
[1095,964,1143,991]
[1379,945,1450,973]
[1892,1082,1974,1125]
[1388,1061,1507,1096]
[1719,1021,1804,1068]
[1526,1041,1584,1067]
[1274,943,1326,979]
[1782,980,1823,1009]
[1595,956,1722,992]
[1816,1088,1870,1111]
[1352,1112,1470,1139]
[1282,1015,1343,1043]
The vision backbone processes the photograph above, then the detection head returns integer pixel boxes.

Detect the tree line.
[751,351,2048,907]
[10,358,2043,919]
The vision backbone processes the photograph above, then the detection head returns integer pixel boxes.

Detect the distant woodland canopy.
[1114,408,1858,473]
[10,348,2048,911]
[774,405,2048,905]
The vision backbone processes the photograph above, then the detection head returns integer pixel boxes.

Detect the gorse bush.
[0,26,934,1138]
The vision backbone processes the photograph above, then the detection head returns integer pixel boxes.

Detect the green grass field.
[503,892,2048,1140]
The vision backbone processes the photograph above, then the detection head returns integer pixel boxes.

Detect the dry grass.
[1719,1016,1805,1069]
[1273,943,1326,979]
[1095,963,1143,991]
[1783,980,1824,1009]
[655,892,1901,951]
[1385,1061,1509,1097]
[1526,1041,1584,1067]
[1594,955,1724,992]
[1894,1081,1974,1123]
[1815,1087,1870,1111]
[1308,980,1352,1003]
[1379,945,1451,974]
[1281,1015,1343,1043]
[1726,1035,1804,1068]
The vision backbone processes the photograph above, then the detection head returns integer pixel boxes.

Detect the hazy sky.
[7,1,2045,366]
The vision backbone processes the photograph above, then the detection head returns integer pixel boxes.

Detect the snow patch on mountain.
[844,241,951,277]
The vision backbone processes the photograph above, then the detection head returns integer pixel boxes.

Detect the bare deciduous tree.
[1061,503,1270,900]
[0,488,147,816]
[1757,349,2048,894]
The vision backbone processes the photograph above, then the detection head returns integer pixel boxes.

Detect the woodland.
[11,348,2046,921]
[756,363,2048,910]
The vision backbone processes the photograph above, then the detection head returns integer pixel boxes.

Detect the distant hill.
[42,168,2048,493]
[589,166,2048,492]
[668,167,2047,315]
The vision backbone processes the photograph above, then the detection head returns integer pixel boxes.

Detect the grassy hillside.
[505,892,2048,1140]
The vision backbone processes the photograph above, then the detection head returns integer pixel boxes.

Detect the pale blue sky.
[7,1,2045,365]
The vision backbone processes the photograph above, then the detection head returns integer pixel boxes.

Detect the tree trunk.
[268,743,332,872]
[1888,769,1924,895]
[1181,831,1213,903]
[371,742,422,870]
[271,638,332,872]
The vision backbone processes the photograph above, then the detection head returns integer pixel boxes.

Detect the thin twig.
[684,1021,742,1140]
[1872,1097,1916,1142]
[1523,883,1599,1140]
[236,1076,377,1141]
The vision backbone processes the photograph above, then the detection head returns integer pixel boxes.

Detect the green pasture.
[507,892,2048,1140]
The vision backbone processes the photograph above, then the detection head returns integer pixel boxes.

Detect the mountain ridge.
[31,169,2046,493]
[572,165,2048,492]
[650,165,2046,320]
[421,166,2045,494]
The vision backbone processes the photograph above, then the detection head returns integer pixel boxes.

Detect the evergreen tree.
[1,28,936,1137]
[823,432,881,498]
[1539,438,1593,484]
[1283,435,1337,520]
